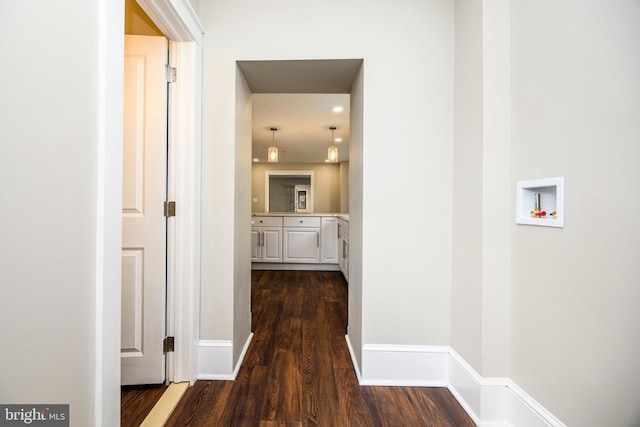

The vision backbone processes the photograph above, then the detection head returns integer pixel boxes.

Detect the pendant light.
[328,126,339,163]
[267,127,278,163]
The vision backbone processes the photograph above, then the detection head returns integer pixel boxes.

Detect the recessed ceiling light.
[253,158,259,162]
[332,106,343,113]
[335,137,342,142]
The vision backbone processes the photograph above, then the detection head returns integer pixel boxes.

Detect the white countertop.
[253,212,349,220]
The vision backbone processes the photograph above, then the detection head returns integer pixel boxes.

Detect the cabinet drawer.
[283,216,321,228]
[252,216,283,227]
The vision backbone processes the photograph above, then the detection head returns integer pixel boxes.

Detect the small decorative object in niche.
[516,177,564,227]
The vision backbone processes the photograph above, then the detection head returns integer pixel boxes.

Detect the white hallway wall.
[509,1,640,426]
[1,0,636,425]
[197,0,455,373]
[452,0,640,425]
[0,0,122,425]
[452,0,485,375]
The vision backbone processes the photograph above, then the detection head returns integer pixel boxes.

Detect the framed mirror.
[265,171,314,213]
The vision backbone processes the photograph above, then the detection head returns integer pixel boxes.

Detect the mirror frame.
[264,170,315,213]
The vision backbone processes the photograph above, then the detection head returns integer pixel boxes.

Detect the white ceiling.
[252,93,350,164]
[238,59,361,164]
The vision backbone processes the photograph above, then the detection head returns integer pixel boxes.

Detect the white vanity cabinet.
[283,216,321,263]
[320,217,339,264]
[338,217,349,280]
[251,216,283,262]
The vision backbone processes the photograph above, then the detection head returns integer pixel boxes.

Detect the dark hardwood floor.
[121,383,168,426]
[164,270,476,427]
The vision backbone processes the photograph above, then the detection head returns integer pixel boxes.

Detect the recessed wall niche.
[516,177,564,228]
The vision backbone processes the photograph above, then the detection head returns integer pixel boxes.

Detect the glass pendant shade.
[328,145,338,163]
[267,127,278,162]
[268,145,278,162]
[327,126,339,163]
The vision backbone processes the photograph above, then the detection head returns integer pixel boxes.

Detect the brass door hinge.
[163,336,175,353]
[165,65,177,83]
[164,201,176,217]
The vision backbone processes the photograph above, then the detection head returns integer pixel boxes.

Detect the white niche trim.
[516,177,564,228]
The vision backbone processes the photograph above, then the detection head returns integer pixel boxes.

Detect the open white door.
[121,35,168,385]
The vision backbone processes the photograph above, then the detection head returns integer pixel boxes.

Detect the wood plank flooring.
[164,270,476,427]
[121,384,168,427]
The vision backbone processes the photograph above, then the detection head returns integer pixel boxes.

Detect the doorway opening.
[237,58,363,354]
[120,0,203,388]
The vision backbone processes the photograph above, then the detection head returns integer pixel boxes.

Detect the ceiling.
[237,59,362,94]
[252,93,350,164]
[238,59,362,164]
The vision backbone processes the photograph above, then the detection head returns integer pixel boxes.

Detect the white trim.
[167,39,202,385]
[353,345,566,427]
[448,348,565,426]
[197,334,254,380]
[447,349,484,425]
[502,380,566,427]
[96,0,123,425]
[360,344,449,387]
[97,0,200,422]
[136,0,204,45]
[345,334,363,383]
[197,340,233,380]
[136,0,202,387]
[233,333,254,379]
[251,263,340,271]
[165,39,178,385]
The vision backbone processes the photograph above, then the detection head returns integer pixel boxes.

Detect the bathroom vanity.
[251,213,349,281]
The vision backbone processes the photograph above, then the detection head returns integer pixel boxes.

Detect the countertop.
[253,212,349,220]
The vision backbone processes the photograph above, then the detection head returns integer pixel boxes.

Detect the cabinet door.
[338,221,344,272]
[342,238,349,280]
[320,217,339,264]
[250,228,261,262]
[262,227,282,262]
[283,227,320,263]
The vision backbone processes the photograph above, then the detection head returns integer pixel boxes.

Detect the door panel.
[121,35,168,386]
[283,228,320,263]
[320,218,338,263]
[121,248,143,356]
[250,228,260,262]
[263,228,282,262]
[122,54,146,216]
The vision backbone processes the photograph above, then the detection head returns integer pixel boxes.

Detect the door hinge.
[163,336,175,353]
[164,201,176,217]
[165,65,177,83]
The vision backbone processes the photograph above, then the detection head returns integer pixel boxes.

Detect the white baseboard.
[360,344,449,387]
[345,334,363,383]
[196,333,253,381]
[355,343,565,427]
[251,263,340,271]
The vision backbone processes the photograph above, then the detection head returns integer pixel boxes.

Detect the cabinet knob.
[299,220,303,223]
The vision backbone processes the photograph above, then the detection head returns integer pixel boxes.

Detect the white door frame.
[137,0,204,386]
[97,1,202,424]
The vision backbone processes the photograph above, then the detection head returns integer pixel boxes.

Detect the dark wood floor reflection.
[165,270,476,426]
